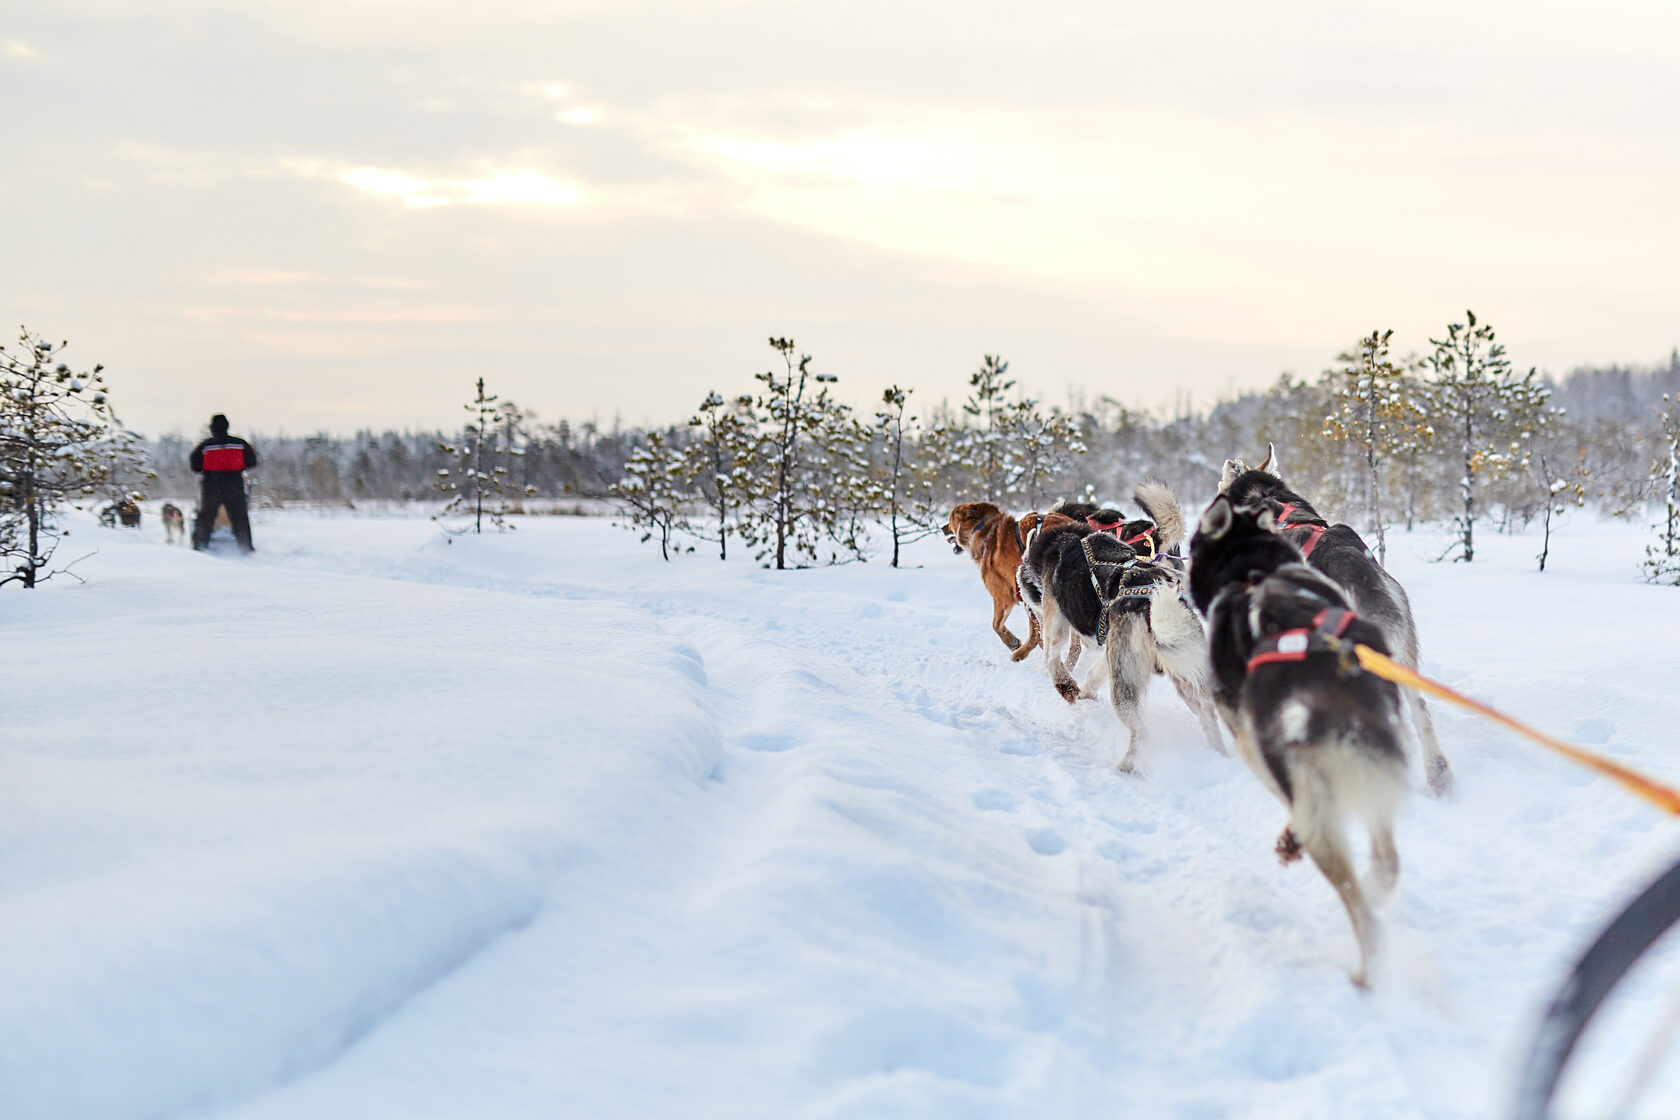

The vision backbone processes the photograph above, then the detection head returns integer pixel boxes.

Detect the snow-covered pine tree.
[1321,329,1428,564]
[493,399,533,510]
[1642,394,1680,585]
[0,329,126,588]
[1006,396,1086,509]
[737,337,850,569]
[905,400,968,526]
[612,429,689,560]
[435,377,527,534]
[1531,448,1587,573]
[874,385,940,567]
[682,391,756,560]
[820,406,876,565]
[1423,310,1550,562]
[959,355,1021,504]
[945,355,1086,509]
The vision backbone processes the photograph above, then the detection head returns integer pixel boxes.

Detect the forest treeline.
[8,316,1680,585]
[134,325,1680,575]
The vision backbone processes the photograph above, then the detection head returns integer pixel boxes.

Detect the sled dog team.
[944,446,1451,986]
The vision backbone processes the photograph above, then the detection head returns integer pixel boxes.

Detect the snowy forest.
[8,315,1680,582]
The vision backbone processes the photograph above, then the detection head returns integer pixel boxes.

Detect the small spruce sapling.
[1642,394,1680,585]
[0,328,127,588]
[1424,310,1550,562]
[1321,329,1427,564]
[435,377,528,534]
[682,391,756,560]
[612,429,689,560]
[875,385,940,567]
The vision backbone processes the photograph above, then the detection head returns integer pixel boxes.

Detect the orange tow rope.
[1349,643,1680,816]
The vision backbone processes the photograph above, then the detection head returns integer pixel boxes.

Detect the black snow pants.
[193,475,254,552]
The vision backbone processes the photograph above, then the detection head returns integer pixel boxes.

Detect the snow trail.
[4,509,1678,1118]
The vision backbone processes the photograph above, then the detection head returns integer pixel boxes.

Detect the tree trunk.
[1460,406,1476,562]
[24,481,39,588]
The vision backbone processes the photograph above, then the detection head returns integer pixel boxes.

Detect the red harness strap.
[1084,515,1156,548]
[1273,502,1327,559]
[1246,607,1354,673]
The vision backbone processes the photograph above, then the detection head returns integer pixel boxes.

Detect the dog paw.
[1117,753,1144,776]
[1425,756,1455,798]
[1010,645,1033,663]
[1274,828,1303,864]
[1055,678,1081,703]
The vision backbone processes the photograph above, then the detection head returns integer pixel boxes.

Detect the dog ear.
[1256,507,1277,532]
[1198,497,1233,540]
[1218,458,1245,493]
[1257,441,1281,477]
[1019,512,1040,535]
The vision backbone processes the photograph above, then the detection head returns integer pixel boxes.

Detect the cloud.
[282,160,586,209]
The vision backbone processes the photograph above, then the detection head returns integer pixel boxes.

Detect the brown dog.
[945,502,1041,660]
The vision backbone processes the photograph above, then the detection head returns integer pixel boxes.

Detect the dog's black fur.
[1190,495,1408,986]
[1025,521,1153,636]
[1219,454,1451,796]
[99,499,141,528]
[1023,515,1224,771]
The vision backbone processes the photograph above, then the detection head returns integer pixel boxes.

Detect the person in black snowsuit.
[189,414,258,552]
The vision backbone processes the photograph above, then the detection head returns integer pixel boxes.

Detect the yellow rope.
[1349,643,1680,817]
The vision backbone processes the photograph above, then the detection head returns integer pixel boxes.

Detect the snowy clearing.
[4,506,1679,1120]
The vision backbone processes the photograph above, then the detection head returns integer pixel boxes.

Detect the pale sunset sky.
[3,0,1677,436]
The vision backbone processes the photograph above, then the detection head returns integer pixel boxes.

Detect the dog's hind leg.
[991,597,1022,652]
[1106,617,1156,772]
[1078,655,1107,700]
[1407,691,1452,797]
[1065,632,1083,672]
[1151,596,1228,755]
[1395,627,1453,797]
[1011,604,1042,662]
[1367,818,1401,906]
[1293,794,1382,988]
[1039,597,1082,703]
[1171,674,1228,756]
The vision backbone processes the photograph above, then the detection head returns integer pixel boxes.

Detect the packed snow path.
[4,510,1679,1119]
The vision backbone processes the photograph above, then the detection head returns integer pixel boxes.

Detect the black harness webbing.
[1079,534,1157,644]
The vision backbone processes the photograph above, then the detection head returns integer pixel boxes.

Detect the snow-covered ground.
[4,504,1679,1120]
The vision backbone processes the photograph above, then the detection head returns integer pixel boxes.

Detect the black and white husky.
[1020,484,1225,772]
[1190,495,1409,986]
[1218,446,1452,796]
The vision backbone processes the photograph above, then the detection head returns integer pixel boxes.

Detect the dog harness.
[1085,515,1158,554]
[1273,501,1327,559]
[1246,607,1356,673]
[1079,533,1164,645]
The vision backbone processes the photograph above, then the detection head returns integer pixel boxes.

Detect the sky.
[3,0,1678,437]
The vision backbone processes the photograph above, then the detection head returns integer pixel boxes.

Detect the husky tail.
[1133,481,1186,553]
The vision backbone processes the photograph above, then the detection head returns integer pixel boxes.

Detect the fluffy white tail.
[1133,481,1185,552]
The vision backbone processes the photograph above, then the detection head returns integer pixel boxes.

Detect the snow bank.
[3,506,1678,1119]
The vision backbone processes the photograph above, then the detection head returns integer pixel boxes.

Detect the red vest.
[202,443,246,472]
